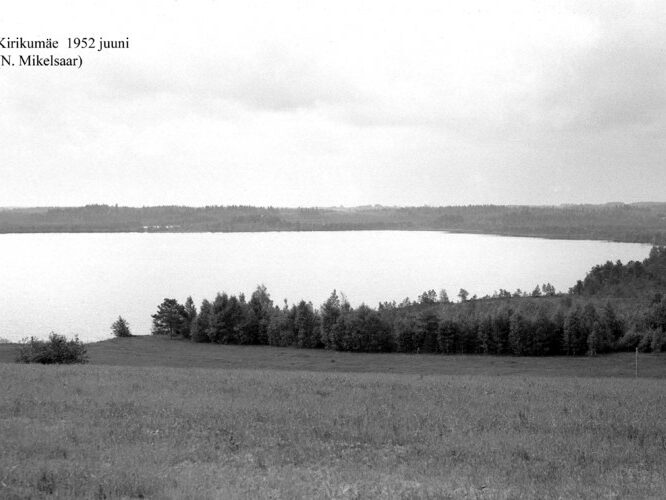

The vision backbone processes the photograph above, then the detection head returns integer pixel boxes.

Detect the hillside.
[2,335,665,378]
[572,246,666,299]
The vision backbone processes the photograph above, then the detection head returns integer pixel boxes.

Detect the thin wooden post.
[635,347,638,378]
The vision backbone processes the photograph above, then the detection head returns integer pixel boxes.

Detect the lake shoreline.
[0,227,660,245]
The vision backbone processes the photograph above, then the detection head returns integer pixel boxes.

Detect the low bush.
[649,328,666,352]
[16,333,88,364]
[617,329,642,350]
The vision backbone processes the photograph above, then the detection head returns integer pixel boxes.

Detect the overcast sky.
[1,0,665,207]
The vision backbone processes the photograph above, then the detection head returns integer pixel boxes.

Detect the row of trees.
[150,247,666,356]
[417,282,557,305]
[151,287,666,356]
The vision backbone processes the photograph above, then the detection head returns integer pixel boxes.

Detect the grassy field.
[1,338,665,498]
[2,335,666,378]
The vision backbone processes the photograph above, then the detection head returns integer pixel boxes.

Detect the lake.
[0,231,652,342]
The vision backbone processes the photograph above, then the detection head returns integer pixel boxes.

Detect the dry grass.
[2,335,665,379]
[1,357,665,498]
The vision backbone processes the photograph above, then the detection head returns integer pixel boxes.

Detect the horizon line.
[2,201,665,211]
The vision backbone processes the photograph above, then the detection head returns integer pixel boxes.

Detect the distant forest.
[2,203,666,244]
[151,247,666,356]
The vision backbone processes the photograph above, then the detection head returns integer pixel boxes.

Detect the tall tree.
[587,321,607,356]
[191,299,212,342]
[417,310,440,353]
[182,296,197,340]
[208,293,246,343]
[563,306,583,355]
[394,315,417,353]
[437,319,460,354]
[509,312,529,356]
[477,315,494,354]
[600,301,623,345]
[320,290,342,349]
[111,316,132,337]
[151,298,187,337]
[533,308,553,355]
[247,285,273,345]
[492,306,512,354]
[294,300,319,348]
[418,290,438,304]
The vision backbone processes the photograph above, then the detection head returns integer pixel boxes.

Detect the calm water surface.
[0,231,652,342]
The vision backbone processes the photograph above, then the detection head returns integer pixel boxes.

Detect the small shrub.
[16,333,88,364]
[650,328,666,352]
[617,329,642,351]
[637,332,653,353]
[111,316,132,337]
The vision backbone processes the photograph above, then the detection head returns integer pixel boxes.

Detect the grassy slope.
[1,338,665,499]
[2,335,666,378]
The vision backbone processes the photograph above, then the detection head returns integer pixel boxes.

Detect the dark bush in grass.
[16,333,88,364]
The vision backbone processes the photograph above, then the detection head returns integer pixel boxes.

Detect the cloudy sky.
[1,0,665,207]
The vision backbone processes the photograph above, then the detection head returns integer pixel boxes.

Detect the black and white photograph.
[1,0,665,498]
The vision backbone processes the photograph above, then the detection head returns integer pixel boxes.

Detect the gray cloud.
[220,49,362,111]
[90,46,362,116]
[327,1,666,145]
[540,5,666,134]
[2,0,665,208]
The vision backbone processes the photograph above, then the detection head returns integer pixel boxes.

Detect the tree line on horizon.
[150,247,666,356]
[1,203,666,244]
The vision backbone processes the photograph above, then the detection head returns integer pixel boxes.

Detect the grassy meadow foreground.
[1,339,665,499]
